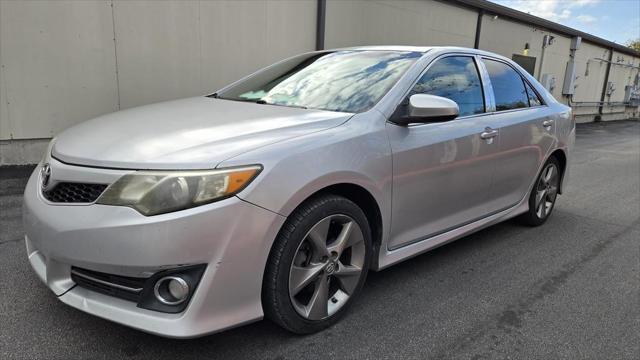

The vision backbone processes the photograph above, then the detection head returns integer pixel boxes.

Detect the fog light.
[154,276,190,305]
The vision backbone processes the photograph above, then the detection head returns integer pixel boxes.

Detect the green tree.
[626,38,640,52]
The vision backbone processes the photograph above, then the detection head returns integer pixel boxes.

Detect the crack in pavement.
[435,217,640,359]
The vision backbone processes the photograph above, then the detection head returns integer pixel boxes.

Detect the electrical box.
[624,85,640,106]
[541,74,556,93]
[570,36,582,50]
[562,60,577,95]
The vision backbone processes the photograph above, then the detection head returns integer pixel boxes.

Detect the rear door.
[478,57,556,212]
[386,55,501,250]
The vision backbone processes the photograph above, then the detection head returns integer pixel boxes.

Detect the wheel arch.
[271,181,385,271]
[307,183,384,269]
[549,148,568,194]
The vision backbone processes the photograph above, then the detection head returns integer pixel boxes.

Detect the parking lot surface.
[1,120,638,359]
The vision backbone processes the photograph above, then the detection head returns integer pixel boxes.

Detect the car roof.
[329,45,515,64]
[329,45,504,58]
[333,45,435,52]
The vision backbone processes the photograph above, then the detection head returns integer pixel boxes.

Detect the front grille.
[71,267,146,303]
[43,182,107,203]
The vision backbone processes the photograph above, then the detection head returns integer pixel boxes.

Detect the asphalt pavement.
[1,120,638,359]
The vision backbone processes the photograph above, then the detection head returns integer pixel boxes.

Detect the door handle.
[543,119,555,129]
[480,129,499,139]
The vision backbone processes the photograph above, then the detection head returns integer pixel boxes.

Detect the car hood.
[52,97,352,169]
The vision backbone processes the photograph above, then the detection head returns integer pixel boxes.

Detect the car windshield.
[216,50,422,113]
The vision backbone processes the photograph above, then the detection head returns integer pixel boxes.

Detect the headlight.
[97,165,261,216]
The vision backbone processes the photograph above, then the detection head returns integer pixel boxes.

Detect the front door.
[387,55,500,250]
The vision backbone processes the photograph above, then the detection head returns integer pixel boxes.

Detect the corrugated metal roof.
[448,0,640,57]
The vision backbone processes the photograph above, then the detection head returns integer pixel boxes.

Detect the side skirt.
[375,198,529,270]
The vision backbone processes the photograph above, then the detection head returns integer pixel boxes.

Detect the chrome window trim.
[479,55,548,111]
[483,105,548,116]
[389,52,490,126]
[475,54,496,112]
[403,52,489,113]
[385,50,552,127]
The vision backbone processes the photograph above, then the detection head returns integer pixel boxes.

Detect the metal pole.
[597,48,614,120]
[536,35,548,81]
[474,9,484,49]
[316,0,326,51]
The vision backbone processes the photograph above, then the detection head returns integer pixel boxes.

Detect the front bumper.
[23,160,286,338]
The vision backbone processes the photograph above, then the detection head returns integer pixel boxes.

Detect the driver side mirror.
[391,94,459,126]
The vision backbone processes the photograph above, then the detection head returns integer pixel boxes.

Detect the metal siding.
[0,0,316,142]
[112,0,202,110]
[1,0,639,164]
[325,0,476,48]
[0,0,118,140]
[572,43,611,103]
[606,51,640,104]
[478,15,573,100]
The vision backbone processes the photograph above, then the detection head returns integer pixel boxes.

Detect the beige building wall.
[0,0,316,164]
[571,44,611,120]
[601,51,640,119]
[0,0,119,140]
[479,15,573,100]
[113,0,316,109]
[1,0,639,164]
[325,0,476,49]
[478,15,639,121]
[607,51,640,104]
[572,44,610,102]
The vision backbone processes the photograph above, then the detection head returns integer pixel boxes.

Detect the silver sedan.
[23,46,574,337]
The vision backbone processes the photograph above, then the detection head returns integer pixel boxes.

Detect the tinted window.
[483,59,529,111]
[411,56,485,116]
[524,80,542,106]
[217,50,421,113]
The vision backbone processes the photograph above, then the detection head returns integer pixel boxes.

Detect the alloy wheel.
[288,214,366,320]
[535,163,559,219]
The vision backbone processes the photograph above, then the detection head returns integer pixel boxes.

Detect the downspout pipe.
[316,0,326,51]
[474,9,484,49]
[537,35,550,81]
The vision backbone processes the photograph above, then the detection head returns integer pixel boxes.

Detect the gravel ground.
[0,120,638,359]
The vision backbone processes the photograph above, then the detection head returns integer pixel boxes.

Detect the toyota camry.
[23,46,575,337]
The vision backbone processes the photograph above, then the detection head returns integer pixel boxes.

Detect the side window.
[483,59,529,111]
[524,80,542,107]
[411,56,485,117]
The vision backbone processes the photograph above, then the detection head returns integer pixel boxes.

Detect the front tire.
[262,194,372,334]
[518,156,561,226]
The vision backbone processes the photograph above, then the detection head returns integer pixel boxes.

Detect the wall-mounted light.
[523,42,530,56]
[543,35,555,47]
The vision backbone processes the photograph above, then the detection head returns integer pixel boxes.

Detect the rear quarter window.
[524,80,543,107]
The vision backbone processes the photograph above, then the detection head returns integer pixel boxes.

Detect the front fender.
[217,112,393,248]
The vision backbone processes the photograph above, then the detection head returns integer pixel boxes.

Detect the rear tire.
[262,194,372,334]
[518,156,561,226]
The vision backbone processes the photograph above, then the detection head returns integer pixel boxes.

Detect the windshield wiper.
[208,95,308,109]
[256,100,308,110]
